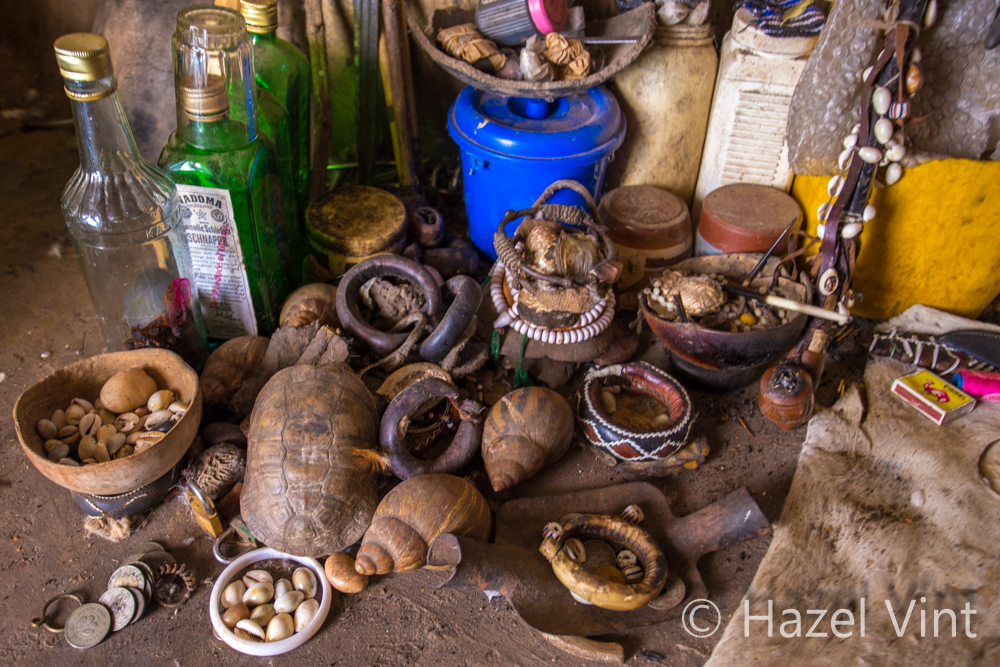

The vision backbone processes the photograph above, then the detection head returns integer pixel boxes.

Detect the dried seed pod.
[355,474,490,576]
[324,554,368,594]
[100,368,158,413]
[481,388,574,492]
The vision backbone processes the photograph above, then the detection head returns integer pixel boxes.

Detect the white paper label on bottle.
[175,184,258,338]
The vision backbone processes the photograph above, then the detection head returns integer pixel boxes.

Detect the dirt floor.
[0,118,872,666]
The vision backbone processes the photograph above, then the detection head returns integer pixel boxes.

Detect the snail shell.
[355,474,491,576]
[481,388,574,492]
[279,283,340,329]
[200,336,270,415]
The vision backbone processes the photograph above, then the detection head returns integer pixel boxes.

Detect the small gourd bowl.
[209,547,331,656]
[13,348,202,496]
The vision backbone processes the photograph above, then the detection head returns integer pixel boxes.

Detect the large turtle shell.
[242,364,379,556]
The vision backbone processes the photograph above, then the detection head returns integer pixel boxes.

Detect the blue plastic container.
[448,86,625,258]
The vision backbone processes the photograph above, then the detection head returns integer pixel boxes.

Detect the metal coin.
[135,550,176,572]
[126,587,146,623]
[135,541,166,554]
[127,560,155,587]
[98,587,136,632]
[64,603,111,649]
[108,564,145,591]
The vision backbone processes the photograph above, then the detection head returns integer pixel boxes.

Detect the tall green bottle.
[257,84,304,281]
[158,6,289,340]
[240,0,311,219]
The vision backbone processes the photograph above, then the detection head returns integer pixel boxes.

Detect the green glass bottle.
[240,0,311,219]
[158,6,289,340]
[256,84,305,283]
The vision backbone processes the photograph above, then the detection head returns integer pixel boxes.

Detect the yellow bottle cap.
[180,75,231,122]
[53,33,114,82]
[239,0,278,33]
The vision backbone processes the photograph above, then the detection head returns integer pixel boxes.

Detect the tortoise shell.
[242,364,379,556]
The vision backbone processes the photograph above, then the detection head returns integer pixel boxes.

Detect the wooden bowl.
[13,348,201,495]
[407,3,656,99]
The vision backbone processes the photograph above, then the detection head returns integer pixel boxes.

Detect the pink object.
[953,369,1000,403]
[527,0,566,34]
[166,277,192,327]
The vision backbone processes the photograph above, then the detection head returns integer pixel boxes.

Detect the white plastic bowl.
[209,547,332,656]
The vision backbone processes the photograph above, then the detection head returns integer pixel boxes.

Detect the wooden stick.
[304,0,332,199]
[722,284,849,325]
[380,0,419,190]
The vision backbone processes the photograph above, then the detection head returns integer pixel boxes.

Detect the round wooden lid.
[306,186,407,256]
[599,185,691,250]
[699,184,801,253]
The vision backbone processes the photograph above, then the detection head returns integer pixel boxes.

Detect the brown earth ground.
[0,115,873,667]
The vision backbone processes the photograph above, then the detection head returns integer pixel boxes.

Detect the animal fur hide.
[705,306,1000,666]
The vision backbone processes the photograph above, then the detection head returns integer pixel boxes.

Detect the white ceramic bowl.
[209,548,331,656]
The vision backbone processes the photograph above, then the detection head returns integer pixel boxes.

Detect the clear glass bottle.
[158,6,290,340]
[54,33,208,369]
[240,0,311,219]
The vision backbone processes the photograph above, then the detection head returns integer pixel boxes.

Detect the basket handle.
[530,180,602,224]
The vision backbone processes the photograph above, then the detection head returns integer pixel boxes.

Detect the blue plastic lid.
[448,85,623,160]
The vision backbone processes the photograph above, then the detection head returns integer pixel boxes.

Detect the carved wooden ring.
[577,362,694,461]
[336,254,442,357]
[380,378,485,479]
[539,512,667,611]
[419,275,483,363]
